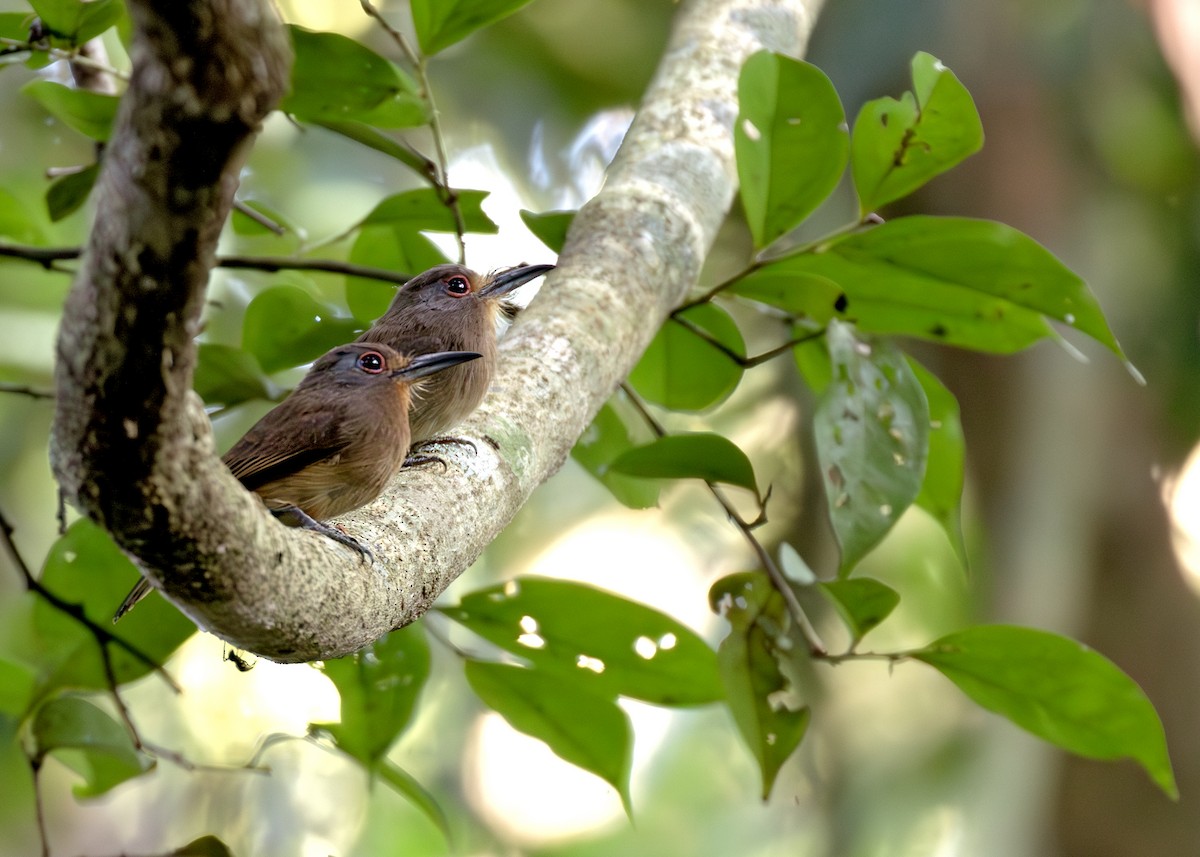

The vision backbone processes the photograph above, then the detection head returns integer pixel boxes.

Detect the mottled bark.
[51,0,825,661]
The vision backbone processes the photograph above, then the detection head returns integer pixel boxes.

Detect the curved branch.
[51,0,825,662]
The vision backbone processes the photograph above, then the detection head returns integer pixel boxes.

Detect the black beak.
[480,263,555,298]
[394,351,482,380]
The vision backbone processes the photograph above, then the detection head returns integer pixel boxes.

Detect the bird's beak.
[394,350,482,380]
[480,263,555,298]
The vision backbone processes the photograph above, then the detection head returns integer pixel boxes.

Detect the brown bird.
[112,342,481,621]
[356,263,554,445]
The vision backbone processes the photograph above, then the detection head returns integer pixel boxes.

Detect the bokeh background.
[1,0,1198,854]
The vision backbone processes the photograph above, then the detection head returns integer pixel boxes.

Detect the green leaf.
[737,216,1126,359]
[241,284,361,373]
[313,120,432,175]
[571,400,661,509]
[379,761,452,844]
[0,12,35,42]
[520,209,575,254]
[729,269,844,324]
[913,625,1177,799]
[316,625,431,765]
[0,188,44,242]
[464,661,633,815]
[0,659,36,718]
[815,320,929,574]
[852,52,983,215]
[33,519,196,689]
[736,51,849,249]
[610,433,759,495]
[22,80,118,141]
[360,188,497,234]
[629,304,745,411]
[410,0,537,55]
[29,0,122,43]
[32,696,150,797]
[346,227,446,323]
[709,572,810,799]
[440,576,721,705]
[230,200,293,237]
[194,343,278,408]
[283,27,427,128]
[46,163,99,222]
[908,358,967,567]
[169,836,235,857]
[818,578,899,644]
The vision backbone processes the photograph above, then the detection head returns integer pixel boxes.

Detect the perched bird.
[356,263,554,444]
[112,342,481,622]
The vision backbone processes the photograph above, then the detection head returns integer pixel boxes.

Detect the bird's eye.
[357,351,386,374]
[445,276,471,297]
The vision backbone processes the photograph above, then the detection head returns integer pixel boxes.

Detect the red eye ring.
[357,351,386,374]
[445,276,471,297]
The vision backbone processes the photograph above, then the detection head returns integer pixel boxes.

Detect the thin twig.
[359,0,467,262]
[0,37,130,80]
[28,756,49,857]
[0,508,182,693]
[233,199,287,235]
[668,313,826,367]
[0,382,54,399]
[618,383,827,655]
[0,243,414,286]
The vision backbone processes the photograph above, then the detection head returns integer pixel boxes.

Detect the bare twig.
[667,313,826,367]
[0,382,54,400]
[619,383,827,655]
[232,200,287,235]
[359,0,467,262]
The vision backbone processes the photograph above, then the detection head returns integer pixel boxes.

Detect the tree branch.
[50,0,825,662]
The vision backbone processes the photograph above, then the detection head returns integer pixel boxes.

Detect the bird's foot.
[271,505,374,564]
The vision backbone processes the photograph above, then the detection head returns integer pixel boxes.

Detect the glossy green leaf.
[312,121,432,175]
[818,578,899,644]
[194,343,278,408]
[736,51,849,249]
[610,433,759,495]
[360,188,497,234]
[710,572,810,799]
[729,269,844,324]
[22,81,118,141]
[440,576,721,705]
[466,661,632,814]
[379,761,452,844]
[629,304,746,411]
[241,284,361,373]
[520,209,575,254]
[316,625,431,766]
[46,162,99,222]
[346,227,446,323]
[411,0,537,55]
[283,27,426,128]
[852,52,983,215]
[0,12,34,42]
[32,696,150,797]
[739,216,1125,358]
[815,320,929,574]
[0,659,36,718]
[914,625,1177,798]
[908,358,967,567]
[33,520,196,689]
[29,0,122,42]
[571,400,661,509]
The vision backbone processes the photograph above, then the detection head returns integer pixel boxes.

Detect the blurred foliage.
[0,0,1197,855]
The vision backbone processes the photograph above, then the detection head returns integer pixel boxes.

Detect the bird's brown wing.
[221,397,349,492]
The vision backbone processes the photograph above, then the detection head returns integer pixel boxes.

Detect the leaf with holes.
[914,625,1177,799]
[710,572,810,799]
[852,52,983,215]
[629,304,745,411]
[815,320,929,574]
[736,51,849,249]
[610,433,759,495]
[439,576,721,705]
[465,661,633,815]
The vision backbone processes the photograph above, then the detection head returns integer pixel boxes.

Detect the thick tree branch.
[51,0,824,662]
